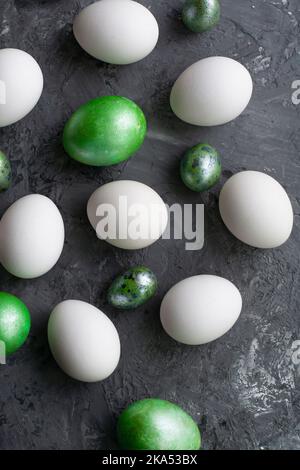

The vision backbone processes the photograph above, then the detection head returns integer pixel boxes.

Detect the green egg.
[117,398,201,450]
[0,292,31,356]
[63,96,147,166]
[180,143,221,192]
[108,266,157,310]
[182,0,220,33]
[0,150,11,191]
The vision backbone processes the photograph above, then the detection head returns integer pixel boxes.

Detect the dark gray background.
[0,0,299,451]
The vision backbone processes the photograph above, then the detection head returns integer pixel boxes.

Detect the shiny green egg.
[0,292,31,356]
[180,143,221,192]
[63,96,147,166]
[108,266,157,310]
[117,398,201,450]
[182,0,220,33]
[0,150,11,191]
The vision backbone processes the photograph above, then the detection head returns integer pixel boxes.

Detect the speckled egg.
[182,0,220,33]
[180,143,221,192]
[117,398,201,450]
[108,266,157,310]
[63,96,147,167]
[0,150,11,191]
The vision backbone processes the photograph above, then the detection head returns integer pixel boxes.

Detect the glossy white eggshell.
[219,171,294,249]
[0,194,65,279]
[170,57,253,126]
[0,48,43,127]
[160,275,242,345]
[73,0,159,65]
[87,180,168,250]
[48,300,121,382]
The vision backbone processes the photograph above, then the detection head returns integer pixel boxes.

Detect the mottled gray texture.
[0,0,300,451]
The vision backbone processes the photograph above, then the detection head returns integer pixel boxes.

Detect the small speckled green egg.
[182,0,220,33]
[117,398,201,450]
[180,143,221,192]
[0,292,31,356]
[0,150,11,191]
[63,96,147,166]
[108,266,157,310]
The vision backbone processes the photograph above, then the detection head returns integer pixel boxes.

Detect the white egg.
[160,275,242,345]
[0,48,43,127]
[48,300,121,383]
[87,180,168,250]
[219,171,294,249]
[73,0,159,65]
[0,194,65,279]
[170,57,253,126]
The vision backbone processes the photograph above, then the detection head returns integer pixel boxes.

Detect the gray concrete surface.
[0,0,300,450]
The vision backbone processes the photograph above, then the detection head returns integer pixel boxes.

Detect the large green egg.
[117,398,201,450]
[108,266,157,310]
[0,150,11,191]
[180,143,221,192]
[182,0,220,33]
[63,96,147,166]
[0,292,31,356]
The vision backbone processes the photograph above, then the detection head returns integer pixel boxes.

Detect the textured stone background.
[0,0,300,450]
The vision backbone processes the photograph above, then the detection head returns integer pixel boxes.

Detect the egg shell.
[0,150,11,191]
[180,143,221,192]
[0,48,43,127]
[160,275,242,345]
[63,96,147,167]
[87,180,168,250]
[219,171,294,249]
[170,56,253,126]
[48,300,120,383]
[0,292,31,355]
[182,0,221,33]
[0,194,65,279]
[73,0,159,65]
[117,398,201,450]
[108,266,158,310]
